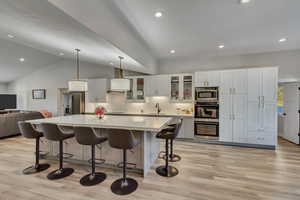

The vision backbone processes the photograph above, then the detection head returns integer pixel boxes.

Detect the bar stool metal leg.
[156,139,179,177]
[80,145,106,186]
[47,141,74,180]
[111,149,138,195]
[23,137,50,175]
[163,139,181,162]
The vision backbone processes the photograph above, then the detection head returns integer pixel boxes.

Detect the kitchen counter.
[100,112,194,118]
[26,114,173,176]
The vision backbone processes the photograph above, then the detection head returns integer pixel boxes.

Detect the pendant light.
[110,56,130,91]
[68,49,88,92]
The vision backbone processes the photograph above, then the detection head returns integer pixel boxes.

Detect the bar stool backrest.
[173,119,183,139]
[107,129,137,150]
[40,123,64,141]
[18,121,38,139]
[74,126,98,145]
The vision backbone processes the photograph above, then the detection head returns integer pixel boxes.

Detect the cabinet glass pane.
[183,75,193,100]
[126,79,134,100]
[171,76,180,100]
[136,78,144,100]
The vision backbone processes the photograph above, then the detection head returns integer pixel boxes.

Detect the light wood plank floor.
[1,136,300,200]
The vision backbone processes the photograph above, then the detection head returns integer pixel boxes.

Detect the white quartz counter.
[104,112,194,118]
[27,114,173,132]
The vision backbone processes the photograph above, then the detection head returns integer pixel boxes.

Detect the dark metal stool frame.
[156,119,183,177]
[40,123,75,180]
[107,129,139,195]
[74,127,108,186]
[18,122,50,175]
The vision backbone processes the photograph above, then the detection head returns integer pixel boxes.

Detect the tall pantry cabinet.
[219,67,278,146]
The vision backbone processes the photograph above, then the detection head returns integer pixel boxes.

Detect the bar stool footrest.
[88,158,105,166]
[116,162,136,170]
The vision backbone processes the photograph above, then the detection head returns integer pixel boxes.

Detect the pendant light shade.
[68,49,88,92]
[110,56,130,91]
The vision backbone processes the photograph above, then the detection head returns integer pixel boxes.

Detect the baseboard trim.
[176,138,276,150]
[0,134,21,140]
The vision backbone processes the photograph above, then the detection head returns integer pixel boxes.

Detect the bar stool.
[156,119,183,177]
[107,129,139,195]
[18,122,50,174]
[40,123,75,180]
[162,123,181,162]
[74,127,108,186]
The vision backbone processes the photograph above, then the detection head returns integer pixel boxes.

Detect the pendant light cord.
[119,56,124,78]
[75,49,80,80]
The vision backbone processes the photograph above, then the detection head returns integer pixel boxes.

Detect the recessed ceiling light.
[59,52,64,56]
[279,38,287,43]
[170,50,176,54]
[8,34,15,38]
[218,45,225,49]
[155,12,163,18]
[240,0,251,4]
[19,58,25,62]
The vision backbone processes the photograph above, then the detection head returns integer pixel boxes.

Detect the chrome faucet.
[155,103,161,115]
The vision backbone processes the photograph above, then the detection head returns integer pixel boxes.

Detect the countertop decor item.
[68,49,88,92]
[95,106,105,119]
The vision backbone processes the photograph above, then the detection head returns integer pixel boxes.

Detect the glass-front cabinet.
[169,74,193,102]
[126,76,145,102]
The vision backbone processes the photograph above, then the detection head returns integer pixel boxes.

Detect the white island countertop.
[27,114,173,132]
[104,112,194,118]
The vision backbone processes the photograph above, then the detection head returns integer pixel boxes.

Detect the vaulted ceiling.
[0,0,300,83]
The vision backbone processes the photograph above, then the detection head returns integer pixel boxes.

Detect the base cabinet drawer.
[247,134,276,146]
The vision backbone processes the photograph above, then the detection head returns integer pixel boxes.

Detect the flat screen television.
[0,94,17,110]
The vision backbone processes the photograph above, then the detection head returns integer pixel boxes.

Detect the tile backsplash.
[86,92,194,114]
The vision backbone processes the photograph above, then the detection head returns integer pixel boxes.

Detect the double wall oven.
[194,87,219,137]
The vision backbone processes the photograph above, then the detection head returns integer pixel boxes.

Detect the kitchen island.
[27,114,173,177]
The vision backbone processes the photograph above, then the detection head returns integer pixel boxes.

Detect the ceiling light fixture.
[110,56,130,91]
[68,49,88,92]
[279,38,287,43]
[19,58,25,62]
[8,34,15,38]
[155,12,163,18]
[170,50,176,54]
[218,45,225,49]
[240,0,251,4]
[59,52,64,56]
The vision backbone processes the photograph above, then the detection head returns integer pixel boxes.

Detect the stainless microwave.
[195,87,218,102]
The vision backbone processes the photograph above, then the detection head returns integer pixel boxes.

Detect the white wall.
[0,83,7,93]
[158,49,300,82]
[8,59,114,115]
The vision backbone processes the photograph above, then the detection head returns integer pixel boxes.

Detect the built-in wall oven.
[194,87,219,137]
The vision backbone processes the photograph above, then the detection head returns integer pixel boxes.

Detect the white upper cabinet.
[145,75,169,97]
[125,77,145,102]
[87,79,109,102]
[195,71,220,87]
[170,74,193,102]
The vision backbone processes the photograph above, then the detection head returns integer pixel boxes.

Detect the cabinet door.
[232,95,247,143]
[136,78,145,100]
[194,72,208,87]
[220,71,233,95]
[126,78,134,100]
[170,75,180,101]
[262,102,277,133]
[183,75,193,101]
[156,75,169,96]
[232,70,247,94]
[144,76,154,96]
[219,94,233,142]
[207,71,220,87]
[247,69,261,101]
[247,101,261,132]
[262,68,277,102]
